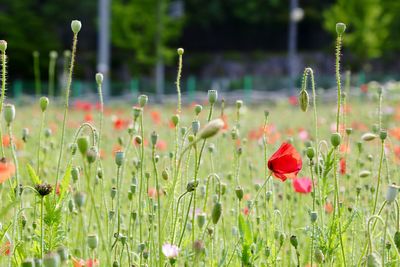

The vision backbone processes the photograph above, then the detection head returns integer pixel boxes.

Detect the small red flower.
[0,160,15,184]
[292,177,312,194]
[340,158,346,175]
[1,241,10,256]
[288,95,298,106]
[268,142,302,181]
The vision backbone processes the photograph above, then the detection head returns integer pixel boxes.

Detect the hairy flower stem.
[55,32,78,192]
[138,112,145,264]
[372,140,385,214]
[335,35,343,132]
[37,110,46,175]
[176,51,183,114]
[0,49,6,157]
[151,145,162,266]
[40,196,44,259]
[48,55,56,98]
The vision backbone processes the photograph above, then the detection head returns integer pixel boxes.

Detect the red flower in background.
[1,241,10,256]
[151,110,161,125]
[268,142,302,181]
[0,160,15,184]
[292,177,312,194]
[340,158,346,175]
[84,113,93,122]
[288,95,298,106]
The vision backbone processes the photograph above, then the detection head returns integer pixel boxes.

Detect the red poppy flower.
[84,113,93,122]
[268,142,302,181]
[340,158,346,175]
[1,241,10,256]
[0,160,15,184]
[288,95,298,106]
[151,110,161,125]
[292,177,312,194]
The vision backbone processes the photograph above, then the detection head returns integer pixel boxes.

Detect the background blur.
[0,0,399,101]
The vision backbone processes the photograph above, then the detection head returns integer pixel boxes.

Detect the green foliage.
[323,0,393,59]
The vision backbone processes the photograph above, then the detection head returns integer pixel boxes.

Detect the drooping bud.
[40,96,49,112]
[77,136,89,155]
[86,146,98,164]
[361,133,377,142]
[199,119,224,139]
[186,180,199,192]
[299,89,309,112]
[211,202,222,224]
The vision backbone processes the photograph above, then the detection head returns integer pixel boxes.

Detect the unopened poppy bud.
[310,211,318,223]
[4,104,15,124]
[194,104,202,115]
[43,253,60,267]
[361,133,377,141]
[135,136,142,145]
[379,130,387,141]
[96,73,103,85]
[74,192,86,208]
[77,136,89,155]
[212,202,222,224]
[111,187,117,199]
[115,151,124,166]
[208,90,218,104]
[279,232,285,246]
[359,170,371,178]
[186,180,199,192]
[71,167,80,182]
[86,146,98,163]
[171,114,179,127]
[346,128,353,135]
[87,234,99,250]
[71,20,82,34]
[306,147,315,159]
[97,168,103,179]
[197,213,206,228]
[299,89,309,112]
[109,210,115,220]
[0,40,7,52]
[330,132,341,147]
[336,22,346,36]
[236,100,243,109]
[386,184,399,203]
[188,134,195,143]
[133,107,141,119]
[235,186,244,200]
[217,183,227,195]
[314,249,324,263]
[199,119,224,139]
[40,97,49,112]
[394,231,400,250]
[177,48,184,55]
[138,94,148,107]
[357,141,363,153]
[162,169,169,180]
[22,258,35,267]
[192,120,200,135]
[22,128,29,142]
[151,131,158,147]
[290,235,298,249]
[113,260,120,267]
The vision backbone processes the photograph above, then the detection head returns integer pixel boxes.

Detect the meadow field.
[2,21,400,267]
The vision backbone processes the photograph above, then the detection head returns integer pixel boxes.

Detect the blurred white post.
[288,0,303,94]
[98,0,110,98]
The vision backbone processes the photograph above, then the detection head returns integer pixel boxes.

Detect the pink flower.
[162,243,179,259]
[292,177,312,194]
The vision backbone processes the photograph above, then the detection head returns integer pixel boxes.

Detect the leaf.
[238,214,252,245]
[26,163,41,184]
[58,164,72,202]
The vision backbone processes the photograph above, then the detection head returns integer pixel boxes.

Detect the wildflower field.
[1,21,400,267]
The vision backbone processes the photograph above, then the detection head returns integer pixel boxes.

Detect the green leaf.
[58,165,72,202]
[26,163,41,184]
[238,214,252,245]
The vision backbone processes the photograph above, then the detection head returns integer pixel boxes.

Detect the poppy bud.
[40,97,49,112]
[96,73,103,85]
[357,141,363,153]
[97,168,103,179]
[231,128,239,140]
[199,119,224,139]
[192,120,200,135]
[314,249,324,263]
[299,89,309,112]
[306,147,315,159]
[0,40,7,52]
[208,90,218,104]
[236,100,243,109]
[379,130,387,141]
[188,134,195,143]
[86,146,98,163]
[138,94,148,107]
[346,128,353,135]
[4,104,15,125]
[386,184,399,204]
[310,211,318,223]
[111,187,117,199]
[113,260,120,267]
[71,20,82,34]
[71,167,80,182]
[197,213,206,228]
[22,128,29,142]
[194,104,202,115]
[133,107,141,119]
[22,259,35,267]
[74,192,86,208]
[115,151,124,166]
[177,48,184,55]
[361,133,377,141]
[57,247,68,262]
[171,114,179,127]
[109,210,115,220]
[394,231,400,250]
[359,170,371,178]
[217,183,227,195]
[290,235,298,249]
[212,202,222,224]
[77,136,89,155]
[235,186,244,201]
[186,180,199,192]
[150,131,158,147]
[135,136,142,145]
[366,253,380,267]
[330,132,341,147]
[162,169,169,180]
[43,252,60,267]
[336,22,346,36]
[87,234,99,250]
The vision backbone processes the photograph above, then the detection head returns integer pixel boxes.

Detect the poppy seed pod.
[346,128,353,135]
[235,186,244,201]
[336,22,346,36]
[162,169,169,181]
[56,247,69,262]
[133,107,142,120]
[197,213,206,228]
[306,147,315,159]
[330,132,341,147]
[211,202,222,224]
[40,97,49,112]
[71,20,82,34]
[0,40,7,52]
[43,252,60,267]
[87,234,99,250]
[151,131,158,147]
[361,133,377,141]
[95,73,103,85]
[379,130,387,141]
[194,104,202,115]
[236,100,243,109]
[71,167,80,182]
[177,48,184,55]
[77,136,89,155]
[188,134,195,143]
[208,90,218,104]
[310,211,318,223]
[74,192,86,208]
[192,120,200,135]
[386,184,399,203]
[4,104,15,125]
[171,114,179,127]
[199,119,224,139]
[138,94,148,107]
[86,146,98,164]
[299,89,309,112]
[115,151,125,166]
[290,235,298,249]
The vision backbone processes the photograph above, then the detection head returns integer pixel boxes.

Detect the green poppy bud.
[299,89,309,112]
[290,235,298,249]
[359,170,371,178]
[86,146,98,164]
[40,97,49,112]
[162,169,169,181]
[235,186,244,201]
[186,180,199,192]
[194,104,202,115]
[71,167,80,182]
[96,73,103,85]
[199,119,224,139]
[171,114,179,127]
[77,136,89,155]
[71,20,82,34]
[0,40,7,52]
[361,133,377,141]
[208,90,218,104]
[138,94,148,107]
[330,132,341,147]
[346,128,353,135]
[306,147,315,159]
[87,234,99,250]
[133,106,142,119]
[115,151,124,166]
[4,104,15,125]
[336,22,346,36]
[197,213,206,228]
[135,136,142,145]
[177,48,184,55]
[379,130,387,141]
[211,202,222,224]
[151,131,158,147]
[394,231,400,251]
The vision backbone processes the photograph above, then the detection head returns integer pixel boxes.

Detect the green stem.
[373,140,385,214]
[335,35,342,132]
[152,145,162,266]
[0,49,6,157]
